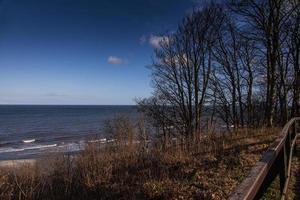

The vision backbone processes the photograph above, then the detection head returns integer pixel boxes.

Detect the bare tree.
[137,4,224,139]
[229,0,298,126]
[286,1,300,117]
[139,0,299,140]
[238,36,258,126]
[212,17,246,128]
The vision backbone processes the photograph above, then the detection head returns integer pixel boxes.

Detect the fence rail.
[229,117,300,200]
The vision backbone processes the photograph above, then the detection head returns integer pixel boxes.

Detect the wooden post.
[279,145,287,194]
[286,130,291,164]
[294,122,297,154]
[292,123,295,138]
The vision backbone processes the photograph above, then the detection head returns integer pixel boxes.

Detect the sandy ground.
[0,159,36,168]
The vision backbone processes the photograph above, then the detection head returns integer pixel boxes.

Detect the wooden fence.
[229,117,300,200]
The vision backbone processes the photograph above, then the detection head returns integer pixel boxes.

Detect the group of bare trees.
[137,0,300,140]
[229,0,300,126]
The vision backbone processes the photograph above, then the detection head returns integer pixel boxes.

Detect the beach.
[0,159,36,168]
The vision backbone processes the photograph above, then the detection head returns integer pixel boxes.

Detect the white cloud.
[149,35,169,48]
[107,56,124,65]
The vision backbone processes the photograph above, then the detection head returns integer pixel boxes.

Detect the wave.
[22,139,36,143]
[0,147,25,153]
[0,144,57,154]
[57,142,85,152]
[24,144,57,150]
[88,138,107,144]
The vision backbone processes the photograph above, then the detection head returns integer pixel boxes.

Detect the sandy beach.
[0,159,36,168]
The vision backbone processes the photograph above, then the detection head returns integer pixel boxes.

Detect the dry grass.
[287,140,300,200]
[0,127,279,200]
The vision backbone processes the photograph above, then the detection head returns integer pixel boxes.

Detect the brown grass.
[0,127,279,200]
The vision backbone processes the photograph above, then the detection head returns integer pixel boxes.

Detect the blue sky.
[0,0,197,105]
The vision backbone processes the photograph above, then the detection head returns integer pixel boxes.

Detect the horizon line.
[0,104,136,106]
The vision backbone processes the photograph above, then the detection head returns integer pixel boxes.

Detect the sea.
[0,105,138,160]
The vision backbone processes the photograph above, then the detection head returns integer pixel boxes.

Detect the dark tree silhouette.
[137,4,224,139]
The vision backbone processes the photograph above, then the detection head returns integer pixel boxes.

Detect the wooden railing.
[229,117,300,200]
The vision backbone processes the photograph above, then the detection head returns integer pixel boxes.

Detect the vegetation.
[138,0,300,142]
[287,143,300,200]
[0,119,279,199]
[1,0,299,199]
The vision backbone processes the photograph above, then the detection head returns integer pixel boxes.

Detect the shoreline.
[0,158,36,168]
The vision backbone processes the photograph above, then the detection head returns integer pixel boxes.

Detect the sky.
[0,0,198,105]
